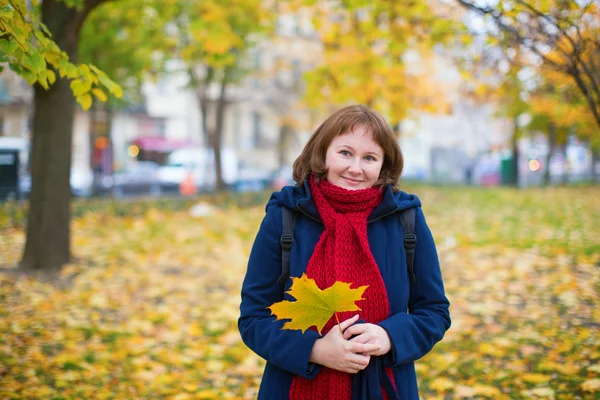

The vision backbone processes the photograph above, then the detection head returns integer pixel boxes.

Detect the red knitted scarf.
[289,175,394,400]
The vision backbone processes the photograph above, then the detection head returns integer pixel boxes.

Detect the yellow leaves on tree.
[268,274,368,334]
[300,0,459,127]
[0,0,122,109]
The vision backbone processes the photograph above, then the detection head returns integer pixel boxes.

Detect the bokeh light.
[127,145,139,158]
[529,159,540,171]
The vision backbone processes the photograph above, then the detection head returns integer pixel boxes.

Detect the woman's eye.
[340,150,351,156]
[364,155,376,162]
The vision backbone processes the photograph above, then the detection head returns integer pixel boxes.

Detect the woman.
[238,105,451,399]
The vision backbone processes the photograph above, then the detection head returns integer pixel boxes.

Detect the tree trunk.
[559,142,569,184]
[190,65,213,146]
[278,124,291,168]
[509,119,520,187]
[593,147,600,183]
[212,67,231,192]
[21,0,105,271]
[543,123,556,186]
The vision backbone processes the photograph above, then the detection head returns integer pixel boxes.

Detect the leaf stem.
[335,311,343,334]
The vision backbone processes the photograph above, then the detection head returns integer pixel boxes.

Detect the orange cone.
[179,173,196,196]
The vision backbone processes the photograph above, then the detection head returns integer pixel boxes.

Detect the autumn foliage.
[0,186,599,398]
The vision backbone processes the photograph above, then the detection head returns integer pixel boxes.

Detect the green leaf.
[21,53,37,72]
[0,39,19,57]
[11,26,27,47]
[111,85,123,99]
[37,70,49,89]
[39,22,52,38]
[8,62,24,74]
[21,70,37,85]
[59,58,80,79]
[0,5,14,19]
[31,51,46,73]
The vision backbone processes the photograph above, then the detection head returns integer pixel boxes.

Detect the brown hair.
[293,104,403,189]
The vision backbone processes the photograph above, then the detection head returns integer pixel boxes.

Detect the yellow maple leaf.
[268,274,368,334]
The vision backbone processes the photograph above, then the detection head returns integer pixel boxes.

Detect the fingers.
[338,314,359,332]
[344,354,370,374]
[352,354,370,367]
[348,341,381,354]
[343,323,368,340]
[348,333,370,344]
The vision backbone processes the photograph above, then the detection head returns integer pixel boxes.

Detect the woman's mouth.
[342,176,363,184]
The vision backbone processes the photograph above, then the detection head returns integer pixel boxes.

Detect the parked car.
[111,161,161,198]
[235,162,273,192]
[157,147,238,193]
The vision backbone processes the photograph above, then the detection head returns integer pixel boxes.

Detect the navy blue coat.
[238,183,451,399]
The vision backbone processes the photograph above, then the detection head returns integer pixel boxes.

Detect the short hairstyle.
[292,104,404,189]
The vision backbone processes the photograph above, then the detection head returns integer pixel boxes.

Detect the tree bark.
[559,142,569,184]
[277,124,290,168]
[189,65,214,146]
[543,123,556,186]
[21,0,106,271]
[592,147,600,183]
[212,67,231,192]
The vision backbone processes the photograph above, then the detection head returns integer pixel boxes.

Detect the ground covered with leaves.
[0,186,599,399]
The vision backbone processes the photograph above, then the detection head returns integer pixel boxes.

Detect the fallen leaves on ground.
[0,186,598,399]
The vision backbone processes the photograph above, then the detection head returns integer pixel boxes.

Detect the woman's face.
[324,125,384,190]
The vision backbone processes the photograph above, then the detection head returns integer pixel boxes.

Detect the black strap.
[397,208,417,283]
[278,207,298,285]
[278,207,417,285]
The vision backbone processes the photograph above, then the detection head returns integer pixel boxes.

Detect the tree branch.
[456,0,600,128]
[511,1,600,108]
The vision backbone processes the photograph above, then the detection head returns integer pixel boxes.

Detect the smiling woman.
[239,104,451,400]
[324,125,384,190]
[292,105,404,189]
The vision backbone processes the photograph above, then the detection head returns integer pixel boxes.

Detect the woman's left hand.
[342,323,391,356]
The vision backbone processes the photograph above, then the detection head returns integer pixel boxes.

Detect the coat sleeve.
[378,207,451,366]
[238,203,322,378]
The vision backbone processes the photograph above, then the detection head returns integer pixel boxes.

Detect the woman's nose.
[347,158,362,174]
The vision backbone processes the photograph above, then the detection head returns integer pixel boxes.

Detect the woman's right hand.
[308,315,381,374]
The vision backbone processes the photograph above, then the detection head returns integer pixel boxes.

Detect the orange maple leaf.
[268,274,368,334]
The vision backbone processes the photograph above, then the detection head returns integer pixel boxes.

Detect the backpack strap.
[278,207,298,285]
[397,208,417,283]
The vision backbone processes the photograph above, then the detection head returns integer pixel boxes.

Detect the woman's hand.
[342,322,391,357]
[309,315,381,374]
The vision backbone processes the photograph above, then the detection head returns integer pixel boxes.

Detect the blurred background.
[1,0,598,205]
[0,0,599,399]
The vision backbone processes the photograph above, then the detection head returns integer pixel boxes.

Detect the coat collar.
[295,181,399,224]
